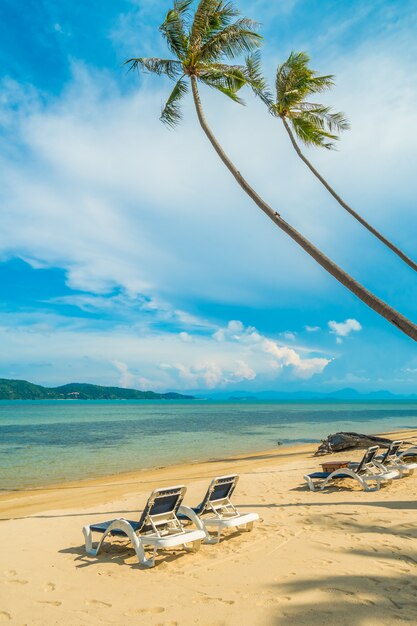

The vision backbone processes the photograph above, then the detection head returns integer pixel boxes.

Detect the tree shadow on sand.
[268,505,417,624]
[270,571,417,625]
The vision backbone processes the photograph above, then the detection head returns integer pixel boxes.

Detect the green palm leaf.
[199,18,261,61]
[244,51,274,108]
[272,50,349,148]
[160,1,192,58]
[201,63,247,90]
[291,115,337,149]
[160,77,189,127]
[190,0,220,47]
[199,76,245,103]
[298,104,350,133]
[125,57,182,79]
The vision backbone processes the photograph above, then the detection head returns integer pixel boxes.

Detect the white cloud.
[179,331,192,342]
[1,35,417,320]
[262,339,330,379]
[328,318,362,337]
[210,320,330,380]
[0,313,330,390]
[113,360,136,388]
[305,325,320,332]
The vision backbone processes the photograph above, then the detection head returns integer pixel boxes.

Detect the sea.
[1,399,417,491]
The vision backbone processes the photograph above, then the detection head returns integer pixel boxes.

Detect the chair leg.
[83,520,154,567]
[304,476,318,491]
[83,525,95,555]
[178,505,214,544]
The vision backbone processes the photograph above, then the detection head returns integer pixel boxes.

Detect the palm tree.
[126,0,417,341]
[249,50,417,273]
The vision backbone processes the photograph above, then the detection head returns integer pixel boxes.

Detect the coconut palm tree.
[248,50,417,273]
[126,0,417,341]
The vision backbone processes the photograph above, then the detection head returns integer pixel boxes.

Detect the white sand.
[1,430,417,625]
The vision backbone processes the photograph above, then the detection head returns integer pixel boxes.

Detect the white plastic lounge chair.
[178,475,259,544]
[82,485,205,567]
[398,445,417,463]
[374,440,417,477]
[304,446,399,492]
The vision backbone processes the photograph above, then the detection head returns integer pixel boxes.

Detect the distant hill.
[0,378,194,401]
[203,387,417,401]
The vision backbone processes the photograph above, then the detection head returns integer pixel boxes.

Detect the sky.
[1,0,417,394]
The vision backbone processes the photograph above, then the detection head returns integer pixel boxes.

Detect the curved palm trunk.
[190,76,417,341]
[282,118,417,274]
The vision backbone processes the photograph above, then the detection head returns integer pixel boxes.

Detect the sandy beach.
[1,429,417,625]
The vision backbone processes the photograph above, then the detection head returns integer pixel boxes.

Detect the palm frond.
[160,76,189,127]
[275,51,335,109]
[305,74,335,94]
[199,18,261,61]
[125,57,182,79]
[199,64,247,91]
[159,1,192,59]
[244,51,274,108]
[290,115,338,149]
[190,0,220,47]
[298,104,350,133]
[209,1,240,31]
[199,75,245,104]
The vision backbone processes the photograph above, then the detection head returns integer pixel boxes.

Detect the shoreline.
[2,426,416,521]
[0,441,315,520]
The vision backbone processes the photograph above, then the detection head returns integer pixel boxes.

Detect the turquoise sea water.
[1,399,417,490]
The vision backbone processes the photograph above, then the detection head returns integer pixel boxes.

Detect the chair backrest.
[197,475,239,515]
[355,446,379,474]
[136,485,186,534]
[380,440,403,463]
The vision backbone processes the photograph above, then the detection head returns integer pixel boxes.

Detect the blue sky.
[1,0,417,393]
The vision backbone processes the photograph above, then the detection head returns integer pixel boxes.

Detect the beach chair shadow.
[60,539,196,570]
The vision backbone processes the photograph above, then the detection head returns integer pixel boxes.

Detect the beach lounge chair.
[398,445,417,462]
[374,440,417,477]
[304,446,399,492]
[177,475,259,544]
[82,485,206,567]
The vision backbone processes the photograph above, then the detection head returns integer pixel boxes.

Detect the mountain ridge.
[200,387,417,401]
[0,378,194,400]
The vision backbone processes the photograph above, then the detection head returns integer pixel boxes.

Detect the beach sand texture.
[1,429,417,625]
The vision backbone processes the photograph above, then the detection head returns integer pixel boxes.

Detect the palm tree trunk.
[190,76,417,341]
[282,117,417,274]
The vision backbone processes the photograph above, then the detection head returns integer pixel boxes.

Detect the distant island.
[0,378,194,401]
[204,388,417,401]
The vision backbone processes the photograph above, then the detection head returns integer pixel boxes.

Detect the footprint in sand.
[36,601,62,607]
[0,613,11,622]
[273,596,292,604]
[85,600,112,608]
[194,597,235,606]
[43,582,56,592]
[327,588,355,596]
[3,571,16,577]
[124,607,165,616]
[4,579,28,585]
